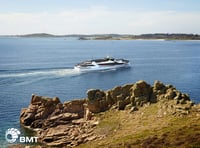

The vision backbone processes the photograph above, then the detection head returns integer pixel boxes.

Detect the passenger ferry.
[74,57,130,71]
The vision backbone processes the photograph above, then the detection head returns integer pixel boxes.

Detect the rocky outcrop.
[20,80,196,147]
[85,80,192,114]
[20,95,98,147]
[20,95,86,129]
[20,95,61,127]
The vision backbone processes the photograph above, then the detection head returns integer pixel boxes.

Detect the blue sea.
[0,37,200,146]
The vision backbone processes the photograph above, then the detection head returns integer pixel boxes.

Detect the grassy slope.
[77,103,200,148]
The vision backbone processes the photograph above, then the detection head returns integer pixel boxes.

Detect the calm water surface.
[0,37,200,146]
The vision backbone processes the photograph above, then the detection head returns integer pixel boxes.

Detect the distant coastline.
[79,33,200,40]
[1,33,200,40]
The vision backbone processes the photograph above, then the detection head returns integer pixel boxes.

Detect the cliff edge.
[19,80,200,147]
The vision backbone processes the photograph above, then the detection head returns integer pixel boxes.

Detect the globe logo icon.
[5,128,21,143]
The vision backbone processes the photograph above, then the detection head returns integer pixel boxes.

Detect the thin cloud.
[0,8,200,35]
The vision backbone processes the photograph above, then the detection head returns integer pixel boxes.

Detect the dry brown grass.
[77,103,200,148]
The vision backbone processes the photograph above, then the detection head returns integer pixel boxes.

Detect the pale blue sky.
[0,0,200,35]
[0,0,200,12]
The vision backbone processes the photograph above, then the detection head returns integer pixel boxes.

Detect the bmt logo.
[5,128,38,143]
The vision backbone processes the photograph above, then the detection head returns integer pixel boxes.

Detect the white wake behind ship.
[74,57,130,72]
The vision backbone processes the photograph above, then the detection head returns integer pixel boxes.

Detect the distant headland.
[1,33,200,40]
[79,33,200,40]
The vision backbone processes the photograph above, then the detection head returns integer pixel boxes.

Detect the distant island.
[1,33,200,40]
[79,33,200,40]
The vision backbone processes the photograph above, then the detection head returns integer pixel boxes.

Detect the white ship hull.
[74,57,130,72]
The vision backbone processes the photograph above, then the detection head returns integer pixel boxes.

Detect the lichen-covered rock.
[86,98,108,113]
[63,99,86,115]
[121,84,133,96]
[87,89,105,101]
[117,100,126,110]
[110,86,122,100]
[85,80,193,113]
[20,95,61,126]
[151,80,167,102]
[105,91,115,106]
[131,80,152,98]
[39,122,98,147]
[86,89,107,113]
[153,80,166,91]
[20,95,87,129]
[20,94,100,147]
[165,88,176,100]
[130,80,152,106]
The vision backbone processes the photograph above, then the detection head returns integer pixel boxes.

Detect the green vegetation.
[77,104,200,148]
